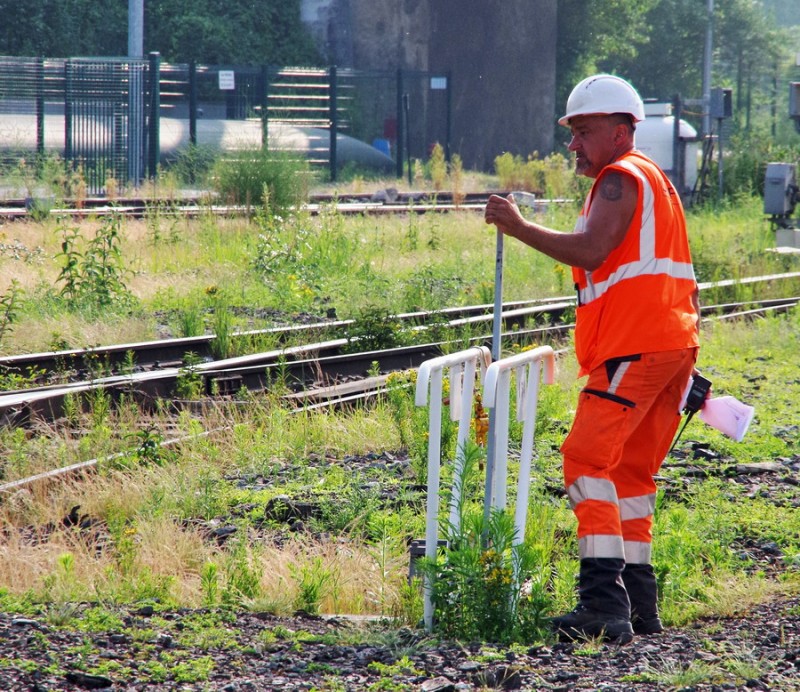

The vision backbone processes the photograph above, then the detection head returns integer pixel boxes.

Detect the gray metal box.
[776,228,800,248]
[790,82,800,119]
[764,162,797,215]
[710,87,732,119]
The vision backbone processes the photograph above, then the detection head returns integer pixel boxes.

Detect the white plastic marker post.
[415,346,492,632]
[482,346,555,542]
[483,192,536,530]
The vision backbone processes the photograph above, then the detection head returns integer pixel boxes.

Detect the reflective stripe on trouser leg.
[562,348,697,564]
[567,476,624,559]
[620,494,656,564]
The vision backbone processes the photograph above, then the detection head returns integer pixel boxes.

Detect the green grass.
[0,186,799,646]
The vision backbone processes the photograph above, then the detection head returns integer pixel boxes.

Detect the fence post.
[404,92,411,186]
[395,69,404,180]
[147,52,161,179]
[35,57,45,160]
[189,61,197,147]
[64,60,72,168]
[482,346,556,548]
[414,346,492,631]
[329,65,338,182]
[445,70,452,163]
[260,64,269,151]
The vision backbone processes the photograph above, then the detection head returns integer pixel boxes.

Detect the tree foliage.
[0,0,126,57]
[597,0,785,103]
[557,0,794,140]
[0,0,320,65]
[145,1,321,65]
[555,0,657,111]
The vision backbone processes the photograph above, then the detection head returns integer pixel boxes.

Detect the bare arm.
[484,170,638,271]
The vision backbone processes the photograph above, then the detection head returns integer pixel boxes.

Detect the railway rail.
[1,280,799,432]
[1,274,798,496]
[0,296,800,494]
[0,190,522,220]
[0,298,575,429]
[0,297,573,383]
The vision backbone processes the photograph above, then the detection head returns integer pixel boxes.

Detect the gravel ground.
[1,453,798,691]
[1,594,798,691]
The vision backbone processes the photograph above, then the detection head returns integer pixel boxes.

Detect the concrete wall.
[300,0,557,171]
[428,1,556,170]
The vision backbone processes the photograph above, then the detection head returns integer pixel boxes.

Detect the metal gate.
[64,58,150,194]
[0,56,152,195]
[1,55,451,190]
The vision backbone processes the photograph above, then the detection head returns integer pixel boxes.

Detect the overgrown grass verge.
[0,189,798,649]
[0,309,797,651]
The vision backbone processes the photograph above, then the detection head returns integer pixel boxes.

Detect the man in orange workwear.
[484,74,701,644]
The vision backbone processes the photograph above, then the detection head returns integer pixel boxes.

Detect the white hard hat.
[558,74,645,127]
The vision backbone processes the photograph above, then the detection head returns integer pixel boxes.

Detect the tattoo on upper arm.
[599,172,623,202]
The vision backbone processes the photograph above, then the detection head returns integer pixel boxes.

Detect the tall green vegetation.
[557,0,794,144]
[0,0,320,65]
[213,149,311,212]
[55,213,135,312]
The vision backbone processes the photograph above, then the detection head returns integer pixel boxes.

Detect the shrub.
[212,148,311,213]
[55,213,136,312]
[417,445,553,644]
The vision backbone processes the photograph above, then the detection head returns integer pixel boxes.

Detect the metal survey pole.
[482,227,504,532]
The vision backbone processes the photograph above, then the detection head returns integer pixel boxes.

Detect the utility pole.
[128,0,145,186]
[128,0,144,58]
[702,0,714,137]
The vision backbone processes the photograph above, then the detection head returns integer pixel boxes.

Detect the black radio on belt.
[683,373,712,415]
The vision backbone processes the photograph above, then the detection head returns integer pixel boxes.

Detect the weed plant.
[0,280,21,350]
[418,445,553,644]
[212,148,311,212]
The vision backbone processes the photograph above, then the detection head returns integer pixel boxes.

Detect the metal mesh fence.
[0,56,152,195]
[0,55,452,191]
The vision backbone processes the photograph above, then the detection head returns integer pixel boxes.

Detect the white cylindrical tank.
[635,102,698,191]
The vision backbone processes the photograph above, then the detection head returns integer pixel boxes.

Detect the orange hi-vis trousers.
[560,347,698,564]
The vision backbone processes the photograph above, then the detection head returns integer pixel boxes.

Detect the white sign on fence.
[218,71,235,90]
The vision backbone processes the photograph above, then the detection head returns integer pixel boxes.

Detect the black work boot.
[622,563,663,635]
[550,558,633,645]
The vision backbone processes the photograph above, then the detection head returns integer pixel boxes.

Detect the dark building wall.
[427,1,556,170]
[349,1,430,70]
[302,0,556,171]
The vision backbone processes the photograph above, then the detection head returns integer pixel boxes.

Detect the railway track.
[0,274,798,496]
[0,298,575,429]
[1,283,799,431]
[0,297,572,383]
[0,190,524,221]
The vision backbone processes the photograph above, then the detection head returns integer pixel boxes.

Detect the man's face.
[567,115,621,179]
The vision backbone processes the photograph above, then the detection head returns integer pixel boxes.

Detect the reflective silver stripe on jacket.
[577,159,696,306]
[579,534,625,560]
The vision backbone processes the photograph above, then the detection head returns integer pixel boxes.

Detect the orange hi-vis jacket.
[571,151,699,377]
